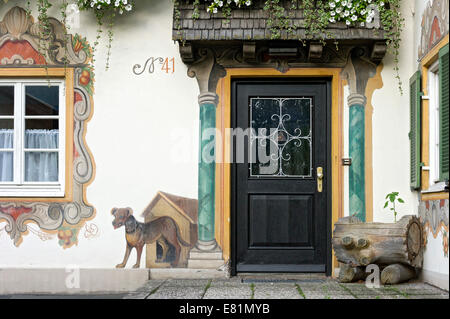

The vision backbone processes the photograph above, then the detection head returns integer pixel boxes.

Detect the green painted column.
[348,94,366,222]
[197,93,218,248]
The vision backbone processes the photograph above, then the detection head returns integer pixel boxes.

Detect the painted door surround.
[215,68,342,274]
[184,45,382,274]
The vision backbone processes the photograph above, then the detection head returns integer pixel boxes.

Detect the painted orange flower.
[443,230,448,258]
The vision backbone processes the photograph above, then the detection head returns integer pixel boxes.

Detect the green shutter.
[439,43,449,181]
[409,71,421,190]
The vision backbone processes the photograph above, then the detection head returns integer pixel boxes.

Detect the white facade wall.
[0,0,447,291]
[0,0,199,268]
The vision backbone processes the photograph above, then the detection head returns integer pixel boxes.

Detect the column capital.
[187,48,226,96]
[341,47,377,98]
[348,93,367,107]
[199,92,218,106]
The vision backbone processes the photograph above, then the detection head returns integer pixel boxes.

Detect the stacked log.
[332,215,423,284]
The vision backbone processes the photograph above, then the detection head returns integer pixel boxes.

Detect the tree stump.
[332,215,423,268]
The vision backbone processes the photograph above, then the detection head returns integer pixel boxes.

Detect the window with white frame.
[428,61,440,186]
[0,79,65,197]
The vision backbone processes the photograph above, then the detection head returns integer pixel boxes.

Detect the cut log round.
[338,263,368,283]
[332,215,423,268]
[381,263,417,285]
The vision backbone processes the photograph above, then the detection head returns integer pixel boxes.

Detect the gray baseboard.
[419,269,449,291]
[0,268,149,294]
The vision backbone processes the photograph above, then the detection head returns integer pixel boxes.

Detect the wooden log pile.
[332,215,423,284]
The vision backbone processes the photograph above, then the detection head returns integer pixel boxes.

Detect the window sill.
[420,182,449,201]
[0,186,65,198]
[421,182,447,194]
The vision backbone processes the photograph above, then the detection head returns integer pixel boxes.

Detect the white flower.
[346,20,351,25]
[351,15,357,21]
[213,7,218,13]
[336,7,342,13]
[246,0,251,5]
[329,17,336,23]
[342,0,347,5]
[360,22,365,27]
[330,2,336,8]
[379,1,384,6]
[366,16,373,23]
[344,10,350,16]
[331,11,336,16]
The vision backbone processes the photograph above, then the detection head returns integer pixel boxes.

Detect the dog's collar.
[125,216,138,234]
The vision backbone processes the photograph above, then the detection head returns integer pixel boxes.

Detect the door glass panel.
[250,97,312,177]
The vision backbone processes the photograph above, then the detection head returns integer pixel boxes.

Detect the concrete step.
[187,259,225,269]
[188,251,223,260]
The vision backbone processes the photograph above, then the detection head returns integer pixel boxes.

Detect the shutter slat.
[409,71,421,189]
[439,43,449,181]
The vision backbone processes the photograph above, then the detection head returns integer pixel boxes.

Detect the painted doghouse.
[142,191,198,268]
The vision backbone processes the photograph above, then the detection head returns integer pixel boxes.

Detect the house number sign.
[133,57,175,75]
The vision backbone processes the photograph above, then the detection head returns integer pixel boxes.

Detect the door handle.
[317,167,324,193]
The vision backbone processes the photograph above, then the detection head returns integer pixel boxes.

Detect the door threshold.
[237,273,329,283]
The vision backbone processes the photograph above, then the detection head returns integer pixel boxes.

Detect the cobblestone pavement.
[2,278,448,299]
[123,278,449,300]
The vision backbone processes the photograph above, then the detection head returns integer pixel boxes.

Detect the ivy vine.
[186,0,404,93]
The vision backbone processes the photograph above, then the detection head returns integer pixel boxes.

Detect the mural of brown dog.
[112,207,190,268]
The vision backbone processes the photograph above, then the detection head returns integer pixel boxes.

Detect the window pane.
[25,85,59,116]
[0,151,13,181]
[25,152,58,182]
[0,120,14,149]
[0,86,14,116]
[25,119,59,149]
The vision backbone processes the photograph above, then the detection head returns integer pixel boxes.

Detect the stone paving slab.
[252,283,302,299]
[123,280,166,299]
[388,283,448,296]
[162,279,212,287]
[146,279,211,299]
[147,286,206,299]
[4,278,447,299]
[203,280,252,299]
[296,281,356,299]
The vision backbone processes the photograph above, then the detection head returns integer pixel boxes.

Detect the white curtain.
[0,129,59,182]
[0,129,13,182]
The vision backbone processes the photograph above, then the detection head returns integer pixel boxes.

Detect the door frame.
[214,68,343,277]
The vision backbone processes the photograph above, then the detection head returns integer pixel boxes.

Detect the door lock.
[317,167,324,193]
